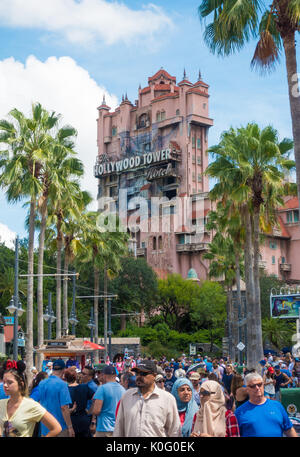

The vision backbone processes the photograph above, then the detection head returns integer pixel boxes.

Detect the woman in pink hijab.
[191,380,239,437]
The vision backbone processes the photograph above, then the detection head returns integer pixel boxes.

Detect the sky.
[0,0,298,245]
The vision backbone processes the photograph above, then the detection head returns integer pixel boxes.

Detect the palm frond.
[251,30,280,74]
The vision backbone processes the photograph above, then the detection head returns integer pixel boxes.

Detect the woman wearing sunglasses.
[191,380,240,437]
[0,360,61,437]
[171,378,199,437]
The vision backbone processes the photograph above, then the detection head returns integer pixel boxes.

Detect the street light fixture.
[69,270,79,335]
[43,292,56,339]
[6,236,25,360]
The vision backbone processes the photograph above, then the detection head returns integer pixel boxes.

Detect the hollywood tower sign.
[94,68,214,282]
[94,148,175,178]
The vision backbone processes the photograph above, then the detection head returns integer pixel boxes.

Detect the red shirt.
[225,410,240,437]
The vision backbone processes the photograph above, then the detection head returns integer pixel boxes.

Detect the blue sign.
[18,339,25,347]
[4,316,14,325]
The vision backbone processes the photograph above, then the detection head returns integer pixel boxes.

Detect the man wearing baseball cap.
[113,360,181,437]
[38,359,74,437]
[91,365,125,437]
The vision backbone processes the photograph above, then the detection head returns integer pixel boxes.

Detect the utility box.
[280,388,300,416]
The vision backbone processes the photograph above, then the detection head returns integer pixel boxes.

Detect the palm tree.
[198,0,300,205]
[80,212,129,360]
[262,317,294,350]
[206,123,294,368]
[46,179,86,338]
[203,231,237,359]
[36,122,81,367]
[61,191,92,333]
[0,103,61,378]
[205,200,245,360]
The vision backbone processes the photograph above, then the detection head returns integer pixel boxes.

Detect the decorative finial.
[102,94,106,105]
[125,92,128,101]
[122,94,124,102]
[183,68,187,80]
[198,69,202,81]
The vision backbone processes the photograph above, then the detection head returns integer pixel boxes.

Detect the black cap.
[53,359,66,370]
[103,365,116,375]
[132,360,157,374]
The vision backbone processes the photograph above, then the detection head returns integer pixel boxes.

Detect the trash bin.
[280,388,300,416]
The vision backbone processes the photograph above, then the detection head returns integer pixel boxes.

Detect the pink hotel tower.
[94,68,300,283]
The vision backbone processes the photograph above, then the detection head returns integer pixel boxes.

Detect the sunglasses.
[200,390,215,396]
[248,382,263,389]
[137,371,152,377]
[157,380,165,383]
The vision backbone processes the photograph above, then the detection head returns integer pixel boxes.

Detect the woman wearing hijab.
[171,378,199,437]
[191,380,239,437]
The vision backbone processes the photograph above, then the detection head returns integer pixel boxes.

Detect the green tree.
[206,123,294,368]
[262,317,295,350]
[198,0,300,205]
[190,280,227,351]
[110,256,158,330]
[157,274,202,331]
[0,103,63,377]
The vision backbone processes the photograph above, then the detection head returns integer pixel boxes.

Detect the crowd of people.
[0,351,299,438]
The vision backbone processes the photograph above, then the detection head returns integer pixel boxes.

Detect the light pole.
[87,306,96,342]
[108,297,112,362]
[87,306,96,365]
[43,292,56,339]
[69,271,79,335]
[6,236,25,360]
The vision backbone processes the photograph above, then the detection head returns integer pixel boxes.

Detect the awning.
[83,341,105,350]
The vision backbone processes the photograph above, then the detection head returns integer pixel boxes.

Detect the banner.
[270,294,300,319]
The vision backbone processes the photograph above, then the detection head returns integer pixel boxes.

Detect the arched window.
[153,237,157,250]
[138,113,147,128]
[161,110,166,121]
[156,111,161,122]
[112,126,117,136]
[176,109,180,116]
[158,236,163,250]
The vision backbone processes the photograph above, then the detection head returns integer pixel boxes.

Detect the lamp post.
[87,306,96,365]
[69,271,79,335]
[43,292,56,339]
[108,297,112,361]
[6,236,25,360]
[87,306,96,342]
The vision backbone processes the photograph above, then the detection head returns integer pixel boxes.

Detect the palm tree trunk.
[36,201,48,371]
[244,210,256,367]
[62,251,69,334]
[104,267,108,360]
[56,219,63,338]
[94,266,100,364]
[227,285,234,360]
[282,31,300,207]
[253,207,264,369]
[234,249,242,361]
[25,197,36,382]
[120,315,126,332]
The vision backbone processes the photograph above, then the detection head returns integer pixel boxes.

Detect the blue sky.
[0,0,297,243]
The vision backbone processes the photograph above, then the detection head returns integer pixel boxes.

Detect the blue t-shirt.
[205,362,213,373]
[86,379,98,410]
[0,383,9,399]
[235,399,293,437]
[30,385,41,402]
[94,382,125,432]
[39,375,72,435]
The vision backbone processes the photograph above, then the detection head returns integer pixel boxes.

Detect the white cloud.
[0,55,118,207]
[0,0,173,46]
[0,223,16,249]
